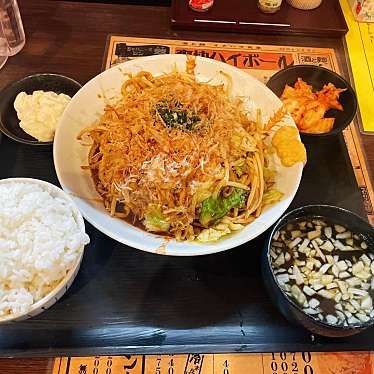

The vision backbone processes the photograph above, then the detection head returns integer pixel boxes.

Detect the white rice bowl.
[0,178,89,322]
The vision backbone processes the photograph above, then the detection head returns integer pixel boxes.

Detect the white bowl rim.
[54,54,303,256]
[0,177,86,323]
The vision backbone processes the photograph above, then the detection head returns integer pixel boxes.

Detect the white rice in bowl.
[0,180,90,318]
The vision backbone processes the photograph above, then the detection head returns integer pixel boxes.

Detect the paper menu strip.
[341,0,374,133]
[104,36,339,83]
[53,352,373,373]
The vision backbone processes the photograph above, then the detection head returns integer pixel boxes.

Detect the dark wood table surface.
[1,0,373,372]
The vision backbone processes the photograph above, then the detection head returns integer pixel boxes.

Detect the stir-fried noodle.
[78,58,284,241]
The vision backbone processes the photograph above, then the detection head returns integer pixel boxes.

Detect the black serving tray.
[171,0,348,37]
[0,131,370,357]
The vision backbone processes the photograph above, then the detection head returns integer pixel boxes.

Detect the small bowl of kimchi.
[267,65,358,138]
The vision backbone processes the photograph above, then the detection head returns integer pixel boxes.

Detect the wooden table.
[1,0,373,372]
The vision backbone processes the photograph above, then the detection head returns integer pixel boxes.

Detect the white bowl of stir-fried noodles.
[54,54,304,256]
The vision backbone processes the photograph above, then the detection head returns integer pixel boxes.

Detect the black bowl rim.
[0,73,82,146]
[266,204,374,332]
[266,65,358,138]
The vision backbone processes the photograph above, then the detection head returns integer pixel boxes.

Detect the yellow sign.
[341,0,374,132]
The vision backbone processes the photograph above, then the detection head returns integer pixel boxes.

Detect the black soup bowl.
[262,205,374,337]
[266,65,358,139]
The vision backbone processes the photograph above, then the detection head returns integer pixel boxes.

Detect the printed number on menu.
[270,352,314,374]
[93,357,100,374]
[106,357,113,374]
[168,358,174,374]
[223,359,229,374]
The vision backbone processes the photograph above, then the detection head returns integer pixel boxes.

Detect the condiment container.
[286,0,322,10]
[189,0,215,12]
[258,0,283,13]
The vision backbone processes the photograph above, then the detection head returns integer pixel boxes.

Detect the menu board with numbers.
[53,351,373,373]
[103,35,374,227]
